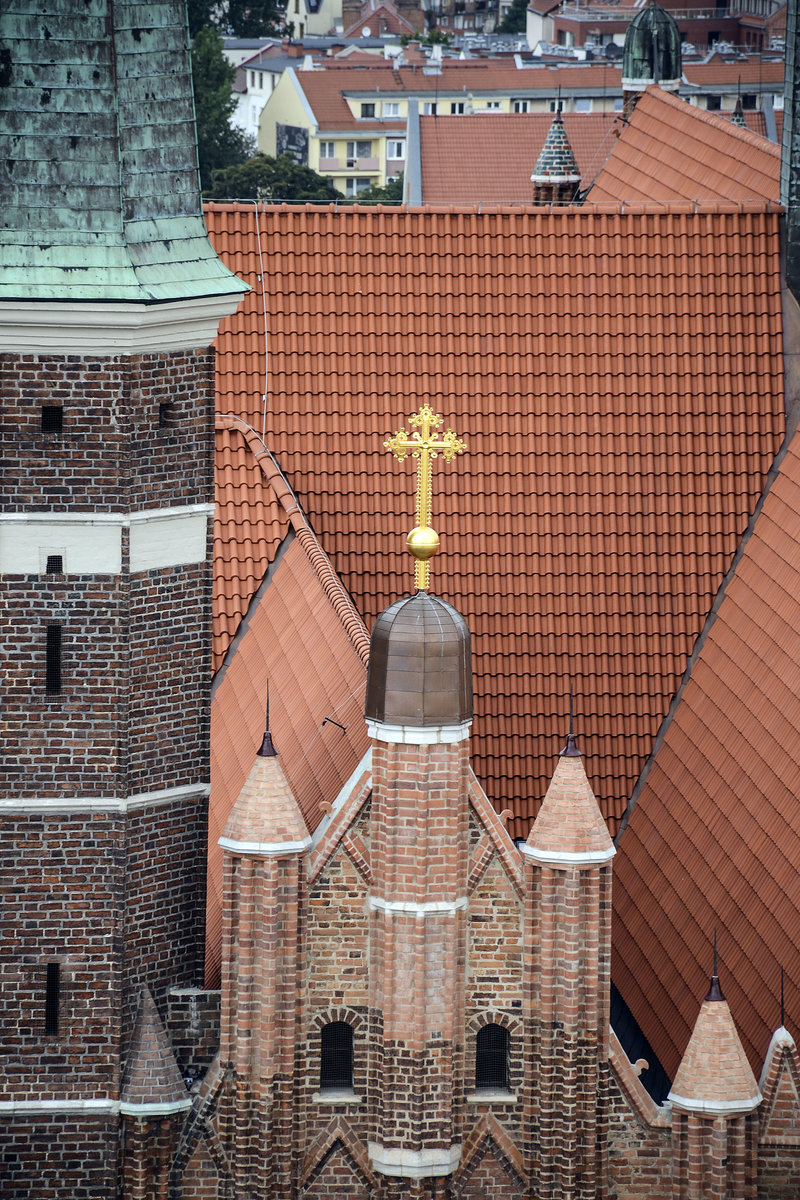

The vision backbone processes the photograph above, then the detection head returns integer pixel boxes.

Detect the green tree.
[205,152,342,201]
[497,0,527,33]
[188,0,283,38]
[191,26,253,189]
[348,174,404,205]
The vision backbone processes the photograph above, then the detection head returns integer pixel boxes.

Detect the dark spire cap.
[257,685,278,757]
[705,974,725,1002]
[560,731,581,757]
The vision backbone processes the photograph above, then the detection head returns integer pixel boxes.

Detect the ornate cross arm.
[384,404,466,591]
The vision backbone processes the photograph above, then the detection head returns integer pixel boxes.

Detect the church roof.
[0,2,244,304]
[613,427,800,1079]
[207,203,784,843]
[587,87,780,205]
[208,414,369,984]
[416,113,618,205]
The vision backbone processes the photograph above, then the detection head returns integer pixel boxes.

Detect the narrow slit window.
[45,555,63,575]
[158,402,172,429]
[45,624,62,694]
[41,405,63,435]
[320,1021,353,1091]
[44,963,60,1036]
[475,1023,509,1091]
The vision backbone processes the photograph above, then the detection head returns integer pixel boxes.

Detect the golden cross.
[384,404,465,591]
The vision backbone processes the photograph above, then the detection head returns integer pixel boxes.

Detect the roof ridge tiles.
[217,414,370,667]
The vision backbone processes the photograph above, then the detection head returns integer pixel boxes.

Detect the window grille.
[45,624,62,694]
[45,555,63,575]
[41,405,63,435]
[475,1023,509,1091]
[45,963,60,1036]
[320,1021,353,1090]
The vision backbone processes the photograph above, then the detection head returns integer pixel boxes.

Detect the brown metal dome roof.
[365,592,472,728]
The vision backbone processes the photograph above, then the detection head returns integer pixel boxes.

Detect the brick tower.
[668,965,762,1199]
[530,109,582,205]
[364,590,473,1192]
[0,3,246,1195]
[521,727,615,1199]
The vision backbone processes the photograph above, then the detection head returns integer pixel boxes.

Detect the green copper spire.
[0,1,246,304]
[622,0,682,95]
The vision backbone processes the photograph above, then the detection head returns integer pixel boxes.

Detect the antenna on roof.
[258,680,278,757]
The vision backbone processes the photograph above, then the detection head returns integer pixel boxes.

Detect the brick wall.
[167,988,221,1088]
[758,1145,800,1198]
[0,350,214,512]
[606,1070,672,1199]
[0,1114,118,1198]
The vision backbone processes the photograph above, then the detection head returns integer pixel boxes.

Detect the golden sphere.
[407,525,440,561]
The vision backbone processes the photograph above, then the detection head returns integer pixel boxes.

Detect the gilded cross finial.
[384,404,465,590]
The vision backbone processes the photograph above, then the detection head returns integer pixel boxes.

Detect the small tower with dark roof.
[531,109,582,205]
[219,705,310,1197]
[521,719,615,1200]
[668,953,761,1200]
[622,0,682,117]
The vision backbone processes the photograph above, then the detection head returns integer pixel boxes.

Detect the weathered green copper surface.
[622,1,682,89]
[0,1,246,303]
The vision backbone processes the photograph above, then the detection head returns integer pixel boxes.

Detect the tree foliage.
[191,26,253,189]
[188,0,283,38]
[497,0,527,34]
[348,174,404,205]
[205,152,342,201]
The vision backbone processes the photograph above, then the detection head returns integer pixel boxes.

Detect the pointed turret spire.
[523,723,614,865]
[669,946,761,1114]
[731,95,748,127]
[120,989,190,1114]
[561,692,581,757]
[257,681,278,757]
[531,109,581,205]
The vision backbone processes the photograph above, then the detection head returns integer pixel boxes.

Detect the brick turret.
[219,720,310,1197]
[668,967,761,1199]
[521,727,615,1199]
[364,590,473,1191]
[531,110,582,205]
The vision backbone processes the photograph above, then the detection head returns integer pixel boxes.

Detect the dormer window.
[360,102,375,118]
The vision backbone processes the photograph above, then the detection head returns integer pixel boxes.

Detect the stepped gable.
[531,111,581,184]
[613,425,800,1079]
[121,989,189,1111]
[206,203,784,841]
[525,732,614,862]
[587,87,780,204]
[669,975,761,1113]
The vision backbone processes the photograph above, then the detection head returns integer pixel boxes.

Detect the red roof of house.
[587,87,780,205]
[418,112,619,203]
[613,427,800,1080]
[207,203,784,843]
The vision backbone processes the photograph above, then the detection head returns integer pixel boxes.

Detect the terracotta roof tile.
[669,987,761,1112]
[208,433,370,982]
[613,430,800,1080]
[207,203,784,844]
[419,113,618,203]
[121,989,188,1109]
[525,743,614,860]
[587,88,780,205]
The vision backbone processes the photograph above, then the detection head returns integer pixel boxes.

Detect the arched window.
[475,1023,509,1092]
[320,1021,354,1091]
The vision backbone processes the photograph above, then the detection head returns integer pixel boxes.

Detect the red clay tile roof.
[587,87,780,204]
[669,989,761,1111]
[418,113,618,204]
[344,0,417,37]
[208,415,370,983]
[612,428,800,1080]
[207,203,785,844]
[682,57,784,87]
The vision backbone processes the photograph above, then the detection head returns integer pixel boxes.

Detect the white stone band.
[366,720,471,745]
[667,1091,762,1115]
[0,1096,191,1116]
[0,505,212,575]
[369,896,467,915]
[0,783,210,815]
[520,844,616,866]
[368,1143,461,1178]
[0,295,245,355]
[218,835,312,857]
[119,1098,192,1116]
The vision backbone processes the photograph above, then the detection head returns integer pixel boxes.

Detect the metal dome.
[622,1,682,93]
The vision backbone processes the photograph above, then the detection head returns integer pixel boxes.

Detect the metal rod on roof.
[713,926,717,978]
[782,965,786,1028]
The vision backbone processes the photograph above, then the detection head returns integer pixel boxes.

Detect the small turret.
[531,109,582,205]
[622,0,682,117]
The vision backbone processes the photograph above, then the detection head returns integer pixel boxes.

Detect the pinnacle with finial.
[561,689,580,756]
[384,404,465,591]
[258,680,277,757]
[705,927,724,1001]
